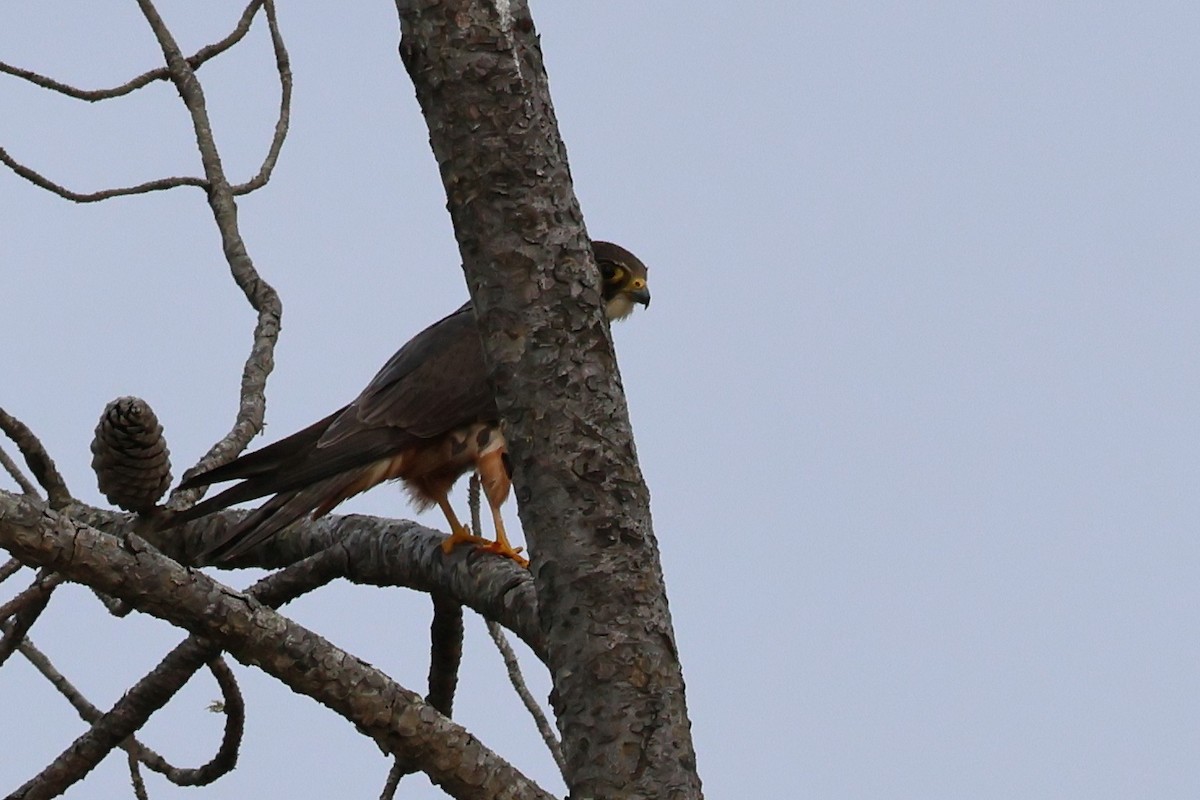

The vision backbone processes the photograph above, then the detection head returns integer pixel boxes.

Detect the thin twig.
[469,473,482,536]
[127,750,150,800]
[0,444,40,497]
[16,633,244,786]
[0,570,59,668]
[0,558,24,585]
[132,0,283,505]
[486,620,566,776]
[232,0,292,194]
[0,146,207,201]
[0,1,264,102]
[0,407,71,508]
[379,760,404,800]
[8,545,345,800]
[0,571,63,625]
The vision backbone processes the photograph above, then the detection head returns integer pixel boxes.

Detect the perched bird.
[175,241,650,565]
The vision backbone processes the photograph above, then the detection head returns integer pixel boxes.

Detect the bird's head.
[594,240,651,321]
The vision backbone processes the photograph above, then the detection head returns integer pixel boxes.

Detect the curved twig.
[129,0,283,506]
[5,545,344,800]
[15,634,240,785]
[0,1,263,102]
[0,147,207,201]
[130,656,246,786]
[232,0,292,194]
[0,408,71,508]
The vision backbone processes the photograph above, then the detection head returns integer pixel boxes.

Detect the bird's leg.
[476,495,528,567]
[474,450,528,567]
[437,493,487,554]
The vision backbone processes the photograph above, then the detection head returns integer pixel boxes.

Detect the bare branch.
[0,445,39,498]
[15,633,239,786]
[22,632,245,787]
[0,558,23,584]
[486,620,565,776]
[127,751,149,800]
[69,500,546,658]
[0,408,71,508]
[5,547,342,800]
[0,496,556,800]
[379,761,405,800]
[0,1,263,102]
[427,594,464,716]
[119,0,282,500]
[0,570,59,668]
[0,146,207,201]
[231,0,292,194]
[0,571,62,626]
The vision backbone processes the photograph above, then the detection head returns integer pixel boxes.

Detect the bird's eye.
[598,260,616,280]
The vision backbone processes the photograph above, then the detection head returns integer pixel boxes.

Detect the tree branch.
[0,445,39,498]
[231,0,291,194]
[122,0,284,502]
[67,499,545,658]
[0,494,555,800]
[0,408,71,509]
[0,147,207,201]
[4,549,339,800]
[16,632,245,788]
[486,620,564,777]
[0,1,264,102]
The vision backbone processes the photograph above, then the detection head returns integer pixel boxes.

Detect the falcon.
[174,241,650,566]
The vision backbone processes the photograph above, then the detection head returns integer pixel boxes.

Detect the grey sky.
[3,2,1200,797]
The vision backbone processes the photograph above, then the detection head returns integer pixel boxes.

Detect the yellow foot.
[440,527,529,568]
[441,526,488,555]
[476,539,529,568]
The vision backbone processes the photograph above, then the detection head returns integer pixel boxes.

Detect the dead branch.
[0,570,59,667]
[63,499,545,658]
[231,0,291,195]
[130,0,284,502]
[0,445,39,498]
[127,751,149,800]
[6,546,343,800]
[17,633,246,788]
[486,620,565,777]
[0,496,556,800]
[0,1,263,102]
[0,558,23,584]
[0,408,71,508]
[0,147,206,201]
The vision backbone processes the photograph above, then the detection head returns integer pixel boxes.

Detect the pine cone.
[90,397,172,513]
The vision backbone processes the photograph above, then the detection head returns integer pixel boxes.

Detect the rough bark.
[62,499,545,658]
[396,3,702,798]
[0,493,553,800]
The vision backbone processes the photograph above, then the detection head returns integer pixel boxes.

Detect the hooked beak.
[631,287,651,308]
